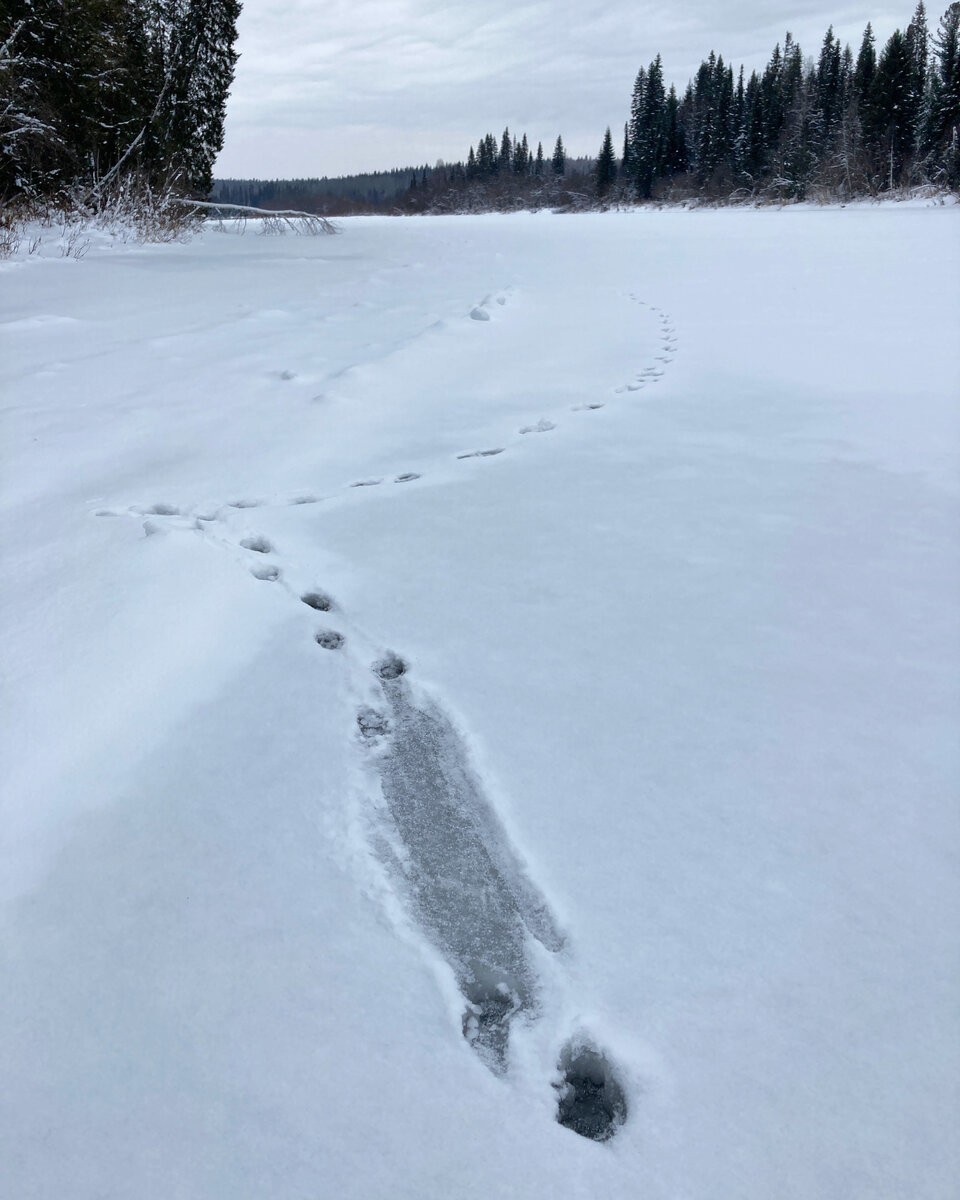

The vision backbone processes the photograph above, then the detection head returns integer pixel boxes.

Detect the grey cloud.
[219,1,912,177]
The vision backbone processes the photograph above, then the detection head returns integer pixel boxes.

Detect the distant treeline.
[410,2,960,209]
[212,169,427,212]
[218,4,959,216]
[211,157,597,215]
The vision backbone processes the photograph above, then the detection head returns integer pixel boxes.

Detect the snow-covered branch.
[171,199,338,235]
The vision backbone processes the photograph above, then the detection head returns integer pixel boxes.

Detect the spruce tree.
[621,122,633,177]
[925,2,960,183]
[634,54,666,197]
[816,26,844,152]
[595,126,616,196]
[551,134,565,175]
[498,127,511,173]
[662,85,687,177]
[872,28,916,185]
[627,65,646,171]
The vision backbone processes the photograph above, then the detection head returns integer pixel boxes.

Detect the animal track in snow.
[120,477,629,1142]
[572,402,605,411]
[350,478,383,488]
[251,564,280,581]
[457,447,504,459]
[140,502,179,516]
[357,707,391,740]
[519,419,556,435]
[394,472,421,483]
[374,652,407,681]
[469,290,510,322]
[315,629,345,650]
[229,499,262,509]
[620,295,679,398]
[555,1040,628,1142]
[301,590,335,612]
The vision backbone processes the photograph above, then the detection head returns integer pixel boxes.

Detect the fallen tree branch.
[171,199,337,235]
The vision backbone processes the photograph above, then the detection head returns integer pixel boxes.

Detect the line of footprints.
[95,291,673,1142]
[118,292,678,526]
[113,503,630,1142]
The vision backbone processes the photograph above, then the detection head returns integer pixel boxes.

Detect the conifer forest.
[0,0,241,206]
[2,2,959,216]
[220,4,960,215]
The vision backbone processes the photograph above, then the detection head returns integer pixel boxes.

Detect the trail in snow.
[99,277,664,1138]
[4,207,958,1200]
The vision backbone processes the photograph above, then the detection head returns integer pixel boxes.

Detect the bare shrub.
[0,206,21,258]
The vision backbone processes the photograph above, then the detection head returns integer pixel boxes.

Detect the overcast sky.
[216,1,911,179]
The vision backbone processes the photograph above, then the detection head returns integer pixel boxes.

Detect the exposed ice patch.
[363,666,564,1071]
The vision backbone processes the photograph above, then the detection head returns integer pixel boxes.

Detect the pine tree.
[816,26,844,153]
[534,140,544,176]
[739,70,766,182]
[551,134,565,175]
[634,54,666,197]
[925,2,960,183]
[477,132,497,176]
[627,65,646,172]
[513,132,529,174]
[662,85,687,177]
[872,27,916,186]
[498,127,511,173]
[595,126,616,196]
[854,21,879,144]
[620,121,633,177]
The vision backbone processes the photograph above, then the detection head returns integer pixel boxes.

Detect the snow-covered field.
[1,205,958,1198]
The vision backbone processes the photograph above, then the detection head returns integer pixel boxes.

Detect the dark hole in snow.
[556,1043,627,1143]
[375,653,407,681]
[147,503,179,516]
[357,707,390,739]
[315,629,344,650]
[301,591,333,611]
[240,536,272,554]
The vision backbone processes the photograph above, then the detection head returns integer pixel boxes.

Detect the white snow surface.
[2,207,959,1198]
